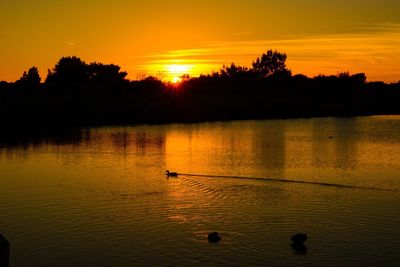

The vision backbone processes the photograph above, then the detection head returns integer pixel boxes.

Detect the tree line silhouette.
[1,50,399,128]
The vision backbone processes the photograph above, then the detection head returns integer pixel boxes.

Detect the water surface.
[1,116,400,266]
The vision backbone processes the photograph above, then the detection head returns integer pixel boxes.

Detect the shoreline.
[1,112,399,132]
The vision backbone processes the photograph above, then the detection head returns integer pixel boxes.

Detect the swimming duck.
[291,233,307,244]
[208,232,221,243]
[291,233,308,254]
[165,170,178,177]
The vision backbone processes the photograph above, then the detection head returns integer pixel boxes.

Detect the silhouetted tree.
[0,51,399,128]
[88,63,127,82]
[349,73,366,85]
[180,74,191,82]
[16,67,41,88]
[220,63,250,79]
[132,76,164,90]
[252,50,290,78]
[293,74,309,82]
[46,56,88,85]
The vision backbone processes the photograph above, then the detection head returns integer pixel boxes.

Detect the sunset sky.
[1,0,399,82]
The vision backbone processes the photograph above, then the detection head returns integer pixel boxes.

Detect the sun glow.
[172,76,181,83]
[144,60,216,83]
[166,64,192,83]
[167,64,190,73]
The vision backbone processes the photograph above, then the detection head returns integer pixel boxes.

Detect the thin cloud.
[143,49,211,58]
[232,32,251,36]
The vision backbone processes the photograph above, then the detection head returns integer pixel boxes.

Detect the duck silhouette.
[291,242,307,254]
[290,233,308,254]
[208,232,221,243]
[291,233,307,243]
[165,170,178,177]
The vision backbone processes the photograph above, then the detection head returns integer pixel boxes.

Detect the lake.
[1,116,400,266]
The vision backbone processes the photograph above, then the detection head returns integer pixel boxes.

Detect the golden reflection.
[333,118,359,170]
[166,180,196,224]
[252,121,286,177]
[164,123,262,177]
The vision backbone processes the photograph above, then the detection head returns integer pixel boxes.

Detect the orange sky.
[0,0,399,82]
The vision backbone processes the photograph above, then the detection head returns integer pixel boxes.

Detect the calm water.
[1,116,400,266]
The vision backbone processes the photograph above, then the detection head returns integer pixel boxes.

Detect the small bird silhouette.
[208,232,221,243]
[165,170,178,177]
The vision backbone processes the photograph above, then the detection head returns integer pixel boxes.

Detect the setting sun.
[172,76,181,84]
[166,64,192,83]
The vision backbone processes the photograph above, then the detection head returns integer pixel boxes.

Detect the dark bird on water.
[290,233,308,254]
[165,170,178,177]
[291,233,307,244]
[208,232,221,243]
[291,242,307,254]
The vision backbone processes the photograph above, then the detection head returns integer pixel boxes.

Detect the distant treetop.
[45,56,127,86]
[16,66,41,88]
[252,50,291,78]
